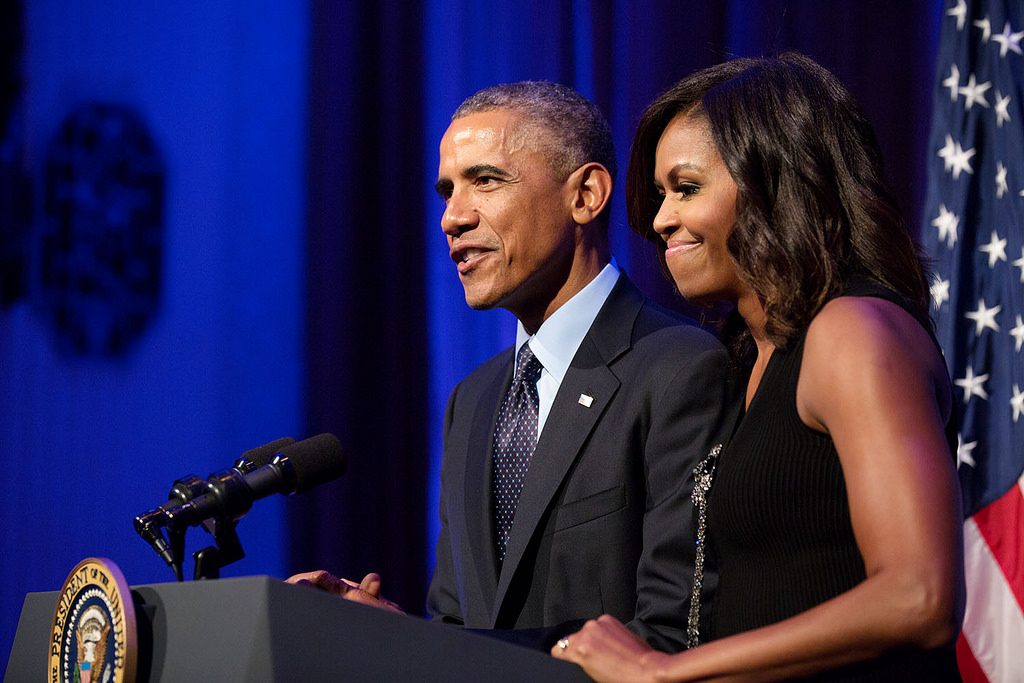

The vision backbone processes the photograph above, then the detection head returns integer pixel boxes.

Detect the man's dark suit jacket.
[426,273,742,652]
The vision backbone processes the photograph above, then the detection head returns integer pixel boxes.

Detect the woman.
[551,53,964,681]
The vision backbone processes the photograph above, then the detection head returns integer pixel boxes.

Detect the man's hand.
[285,570,406,614]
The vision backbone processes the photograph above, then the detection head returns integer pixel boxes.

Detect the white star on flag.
[960,73,992,109]
[955,366,990,403]
[1012,246,1024,282]
[932,203,959,247]
[938,134,957,169]
[994,91,1011,126]
[979,230,1008,267]
[948,140,975,178]
[992,21,1024,57]
[1011,315,1024,351]
[943,64,961,102]
[931,276,951,310]
[956,434,978,468]
[1012,384,1024,423]
[996,162,1009,197]
[975,15,993,41]
[947,0,967,30]
[965,299,1001,335]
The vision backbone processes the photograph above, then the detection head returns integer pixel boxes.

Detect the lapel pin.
[578,394,594,408]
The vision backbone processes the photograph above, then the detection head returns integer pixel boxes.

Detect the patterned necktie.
[492,343,543,561]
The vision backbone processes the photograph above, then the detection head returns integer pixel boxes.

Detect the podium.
[5,576,592,682]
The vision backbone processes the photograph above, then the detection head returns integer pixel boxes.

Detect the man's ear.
[568,162,613,226]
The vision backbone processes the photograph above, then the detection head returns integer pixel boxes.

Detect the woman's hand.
[551,614,670,683]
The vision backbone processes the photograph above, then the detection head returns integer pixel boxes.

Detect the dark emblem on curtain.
[42,103,165,356]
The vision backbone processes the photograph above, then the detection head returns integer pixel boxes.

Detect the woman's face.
[652,113,748,307]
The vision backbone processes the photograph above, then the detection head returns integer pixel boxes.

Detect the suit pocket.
[552,484,627,532]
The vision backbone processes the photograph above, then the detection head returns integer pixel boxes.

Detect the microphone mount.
[133,454,268,581]
[133,435,344,581]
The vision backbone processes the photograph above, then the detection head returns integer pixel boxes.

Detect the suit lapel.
[491,274,643,624]
[465,350,513,618]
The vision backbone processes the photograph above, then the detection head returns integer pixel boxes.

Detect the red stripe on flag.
[972,481,1024,614]
[956,635,989,683]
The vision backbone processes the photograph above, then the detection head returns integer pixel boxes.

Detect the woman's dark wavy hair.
[627,53,931,358]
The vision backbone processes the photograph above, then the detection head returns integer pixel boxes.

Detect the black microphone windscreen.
[241,437,297,468]
[279,433,347,494]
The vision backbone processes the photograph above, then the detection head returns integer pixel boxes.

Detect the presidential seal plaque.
[49,557,137,683]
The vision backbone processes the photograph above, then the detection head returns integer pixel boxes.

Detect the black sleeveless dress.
[706,284,961,681]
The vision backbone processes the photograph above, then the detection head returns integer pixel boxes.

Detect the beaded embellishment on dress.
[687,442,722,649]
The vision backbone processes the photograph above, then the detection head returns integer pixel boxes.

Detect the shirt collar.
[515,258,620,385]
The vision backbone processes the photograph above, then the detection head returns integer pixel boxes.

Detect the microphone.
[166,436,297,506]
[134,434,345,569]
[162,432,346,530]
[134,437,297,568]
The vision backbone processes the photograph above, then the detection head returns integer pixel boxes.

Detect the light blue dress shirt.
[513,258,619,435]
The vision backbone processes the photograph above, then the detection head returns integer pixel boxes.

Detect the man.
[290,82,741,652]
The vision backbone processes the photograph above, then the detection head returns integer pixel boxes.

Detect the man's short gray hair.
[453,81,617,183]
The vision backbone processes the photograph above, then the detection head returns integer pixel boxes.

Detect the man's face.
[435,110,579,330]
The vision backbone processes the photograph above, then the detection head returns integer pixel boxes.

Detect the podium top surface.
[5,575,592,682]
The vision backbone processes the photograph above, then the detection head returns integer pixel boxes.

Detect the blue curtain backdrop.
[0,0,309,666]
[2,0,943,667]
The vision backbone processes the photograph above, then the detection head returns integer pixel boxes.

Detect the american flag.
[921,1,1024,681]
